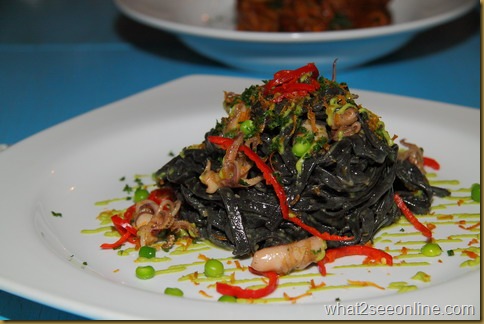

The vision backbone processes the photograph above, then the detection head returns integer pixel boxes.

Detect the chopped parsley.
[134,177,144,187]
[51,211,63,217]
[122,184,133,194]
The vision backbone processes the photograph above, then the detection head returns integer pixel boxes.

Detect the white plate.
[0,75,480,320]
[114,0,476,72]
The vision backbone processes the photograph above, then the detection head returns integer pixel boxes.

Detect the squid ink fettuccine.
[146,63,450,259]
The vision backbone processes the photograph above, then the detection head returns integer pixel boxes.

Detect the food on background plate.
[236,0,392,32]
[97,63,452,298]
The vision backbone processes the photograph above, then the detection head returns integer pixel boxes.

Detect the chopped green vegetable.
[291,130,314,158]
[204,259,225,278]
[387,281,408,289]
[133,188,149,203]
[460,256,480,267]
[134,178,144,186]
[411,271,431,282]
[471,183,480,202]
[240,84,259,105]
[420,242,442,257]
[397,285,418,293]
[292,140,311,157]
[447,249,455,256]
[136,265,155,280]
[123,184,133,194]
[51,211,62,217]
[218,295,237,303]
[138,246,156,259]
[240,120,256,138]
[164,287,184,297]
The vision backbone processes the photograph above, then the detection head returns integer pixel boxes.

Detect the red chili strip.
[273,79,321,103]
[148,187,175,205]
[423,157,440,170]
[264,70,294,91]
[123,204,136,223]
[265,63,319,92]
[394,193,433,238]
[100,230,133,249]
[100,215,138,249]
[264,63,320,102]
[111,215,137,236]
[317,245,393,276]
[207,136,353,242]
[216,267,279,299]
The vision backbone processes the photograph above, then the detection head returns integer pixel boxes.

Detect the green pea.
[471,183,480,202]
[164,287,184,297]
[136,265,155,279]
[133,188,149,203]
[240,120,256,137]
[139,246,156,259]
[292,141,311,157]
[420,242,442,257]
[204,259,225,278]
[218,295,237,303]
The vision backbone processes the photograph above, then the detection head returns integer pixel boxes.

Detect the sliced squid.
[250,236,327,275]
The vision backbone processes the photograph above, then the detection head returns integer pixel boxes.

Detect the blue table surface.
[0,0,480,320]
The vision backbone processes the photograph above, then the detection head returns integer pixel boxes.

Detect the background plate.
[113,0,476,72]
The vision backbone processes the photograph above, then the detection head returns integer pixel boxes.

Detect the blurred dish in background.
[236,0,392,32]
[114,0,476,73]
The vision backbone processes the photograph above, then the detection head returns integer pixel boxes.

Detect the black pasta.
[154,64,449,257]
